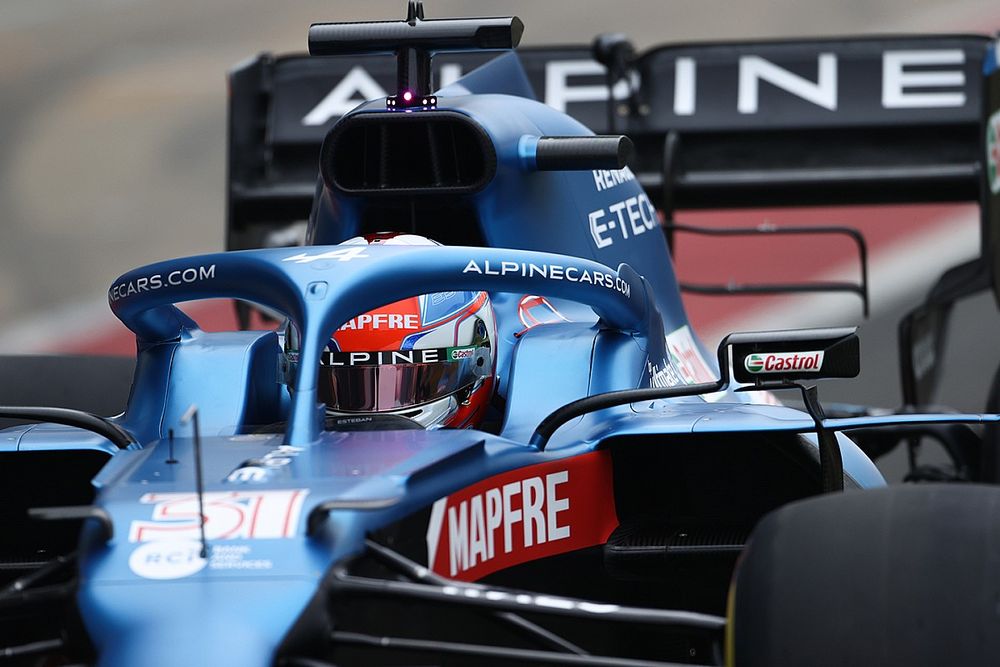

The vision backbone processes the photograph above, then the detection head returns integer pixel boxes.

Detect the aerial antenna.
[166,427,177,464]
[181,405,210,559]
[592,33,637,133]
[309,2,523,110]
[396,1,431,107]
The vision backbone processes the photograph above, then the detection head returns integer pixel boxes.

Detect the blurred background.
[2,0,1000,443]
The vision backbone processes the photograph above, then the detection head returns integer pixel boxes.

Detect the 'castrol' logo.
[744,351,825,374]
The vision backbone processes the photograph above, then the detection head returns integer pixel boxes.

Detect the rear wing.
[228,34,997,259]
[228,35,994,228]
[627,36,990,211]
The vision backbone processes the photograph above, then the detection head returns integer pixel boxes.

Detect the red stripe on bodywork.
[426,450,617,582]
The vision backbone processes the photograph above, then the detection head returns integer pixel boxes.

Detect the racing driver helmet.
[285,233,497,429]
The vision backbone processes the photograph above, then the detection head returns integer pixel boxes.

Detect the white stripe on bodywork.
[425,496,448,568]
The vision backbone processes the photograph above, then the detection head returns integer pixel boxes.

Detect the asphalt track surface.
[3,0,1000,478]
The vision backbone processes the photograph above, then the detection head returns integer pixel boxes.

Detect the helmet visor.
[315,346,492,413]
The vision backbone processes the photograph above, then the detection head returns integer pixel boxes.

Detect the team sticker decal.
[425,451,618,582]
[127,490,308,580]
[744,350,825,374]
[108,264,216,303]
[648,325,722,399]
[665,325,716,385]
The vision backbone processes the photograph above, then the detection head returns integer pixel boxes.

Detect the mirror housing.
[726,327,860,386]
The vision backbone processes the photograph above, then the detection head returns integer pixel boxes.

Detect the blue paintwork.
[13,47,998,667]
[985,40,998,75]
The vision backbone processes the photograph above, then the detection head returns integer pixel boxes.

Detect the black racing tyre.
[729,484,1000,666]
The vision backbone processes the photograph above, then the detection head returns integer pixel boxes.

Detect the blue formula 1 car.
[7,3,1000,666]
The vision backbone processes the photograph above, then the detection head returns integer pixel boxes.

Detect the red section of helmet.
[332,297,422,352]
[331,232,432,352]
[331,291,488,352]
[447,376,495,429]
[363,231,407,244]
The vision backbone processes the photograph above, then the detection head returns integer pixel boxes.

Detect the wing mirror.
[534,326,860,495]
[724,327,860,387]
[533,325,858,492]
[721,326,860,494]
